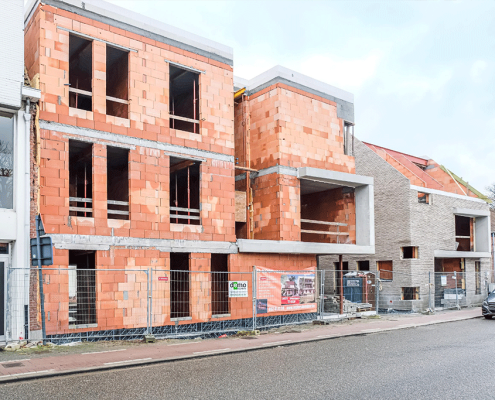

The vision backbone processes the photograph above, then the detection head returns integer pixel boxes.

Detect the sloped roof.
[439,165,491,203]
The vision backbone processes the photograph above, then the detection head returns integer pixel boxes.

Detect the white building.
[0,0,40,343]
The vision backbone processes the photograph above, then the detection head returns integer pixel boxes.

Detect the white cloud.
[296,52,382,93]
[470,60,488,83]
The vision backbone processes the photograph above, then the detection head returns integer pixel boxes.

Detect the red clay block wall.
[245,84,355,173]
[26,3,234,155]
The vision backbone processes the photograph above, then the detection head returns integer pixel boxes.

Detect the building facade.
[23,0,374,340]
[0,0,40,343]
[320,140,491,311]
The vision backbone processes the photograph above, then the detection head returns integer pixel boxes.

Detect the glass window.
[0,114,14,209]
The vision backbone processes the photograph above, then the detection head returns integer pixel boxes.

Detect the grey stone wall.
[319,139,491,311]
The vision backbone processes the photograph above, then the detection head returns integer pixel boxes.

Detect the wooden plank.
[170,206,200,213]
[235,191,246,222]
[300,229,349,236]
[170,114,200,124]
[107,200,129,206]
[106,95,128,104]
[107,210,129,215]
[69,207,93,213]
[170,215,201,221]
[69,197,92,203]
[301,219,347,227]
[69,87,92,97]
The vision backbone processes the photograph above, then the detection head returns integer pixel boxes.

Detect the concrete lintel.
[39,121,234,163]
[434,250,491,259]
[298,167,373,188]
[50,234,239,254]
[410,185,487,204]
[21,86,41,101]
[257,165,297,178]
[28,0,233,65]
[237,239,374,255]
[234,66,354,122]
[453,208,490,218]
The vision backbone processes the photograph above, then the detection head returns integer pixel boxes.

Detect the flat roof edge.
[32,0,233,65]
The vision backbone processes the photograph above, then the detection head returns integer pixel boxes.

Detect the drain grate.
[2,362,25,368]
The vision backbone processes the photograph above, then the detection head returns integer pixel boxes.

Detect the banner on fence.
[229,281,248,297]
[256,267,317,314]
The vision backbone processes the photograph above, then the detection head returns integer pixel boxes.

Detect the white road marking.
[103,358,152,365]
[262,340,292,346]
[193,348,231,355]
[82,349,126,355]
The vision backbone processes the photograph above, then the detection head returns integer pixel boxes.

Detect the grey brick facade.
[319,140,491,311]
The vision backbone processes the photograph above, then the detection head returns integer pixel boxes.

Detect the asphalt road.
[1,318,493,400]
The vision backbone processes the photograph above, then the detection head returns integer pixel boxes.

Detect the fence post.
[252,266,256,331]
[454,271,460,309]
[319,270,325,319]
[376,271,380,315]
[145,269,150,335]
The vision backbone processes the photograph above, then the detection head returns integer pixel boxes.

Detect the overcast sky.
[100,1,494,192]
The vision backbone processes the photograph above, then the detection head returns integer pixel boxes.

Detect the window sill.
[170,317,192,322]
[69,323,98,330]
[211,314,231,319]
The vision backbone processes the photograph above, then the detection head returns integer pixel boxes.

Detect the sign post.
[30,215,53,344]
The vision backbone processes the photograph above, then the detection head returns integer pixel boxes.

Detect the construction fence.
[4,267,491,343]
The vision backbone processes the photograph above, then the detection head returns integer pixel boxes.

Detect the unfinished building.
[320,140,492,311]
[23,0,375,341]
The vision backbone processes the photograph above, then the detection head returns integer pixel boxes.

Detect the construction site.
[0,0,491,344]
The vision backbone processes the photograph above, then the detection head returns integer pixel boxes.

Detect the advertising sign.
[256,267,317,314]
[229,281,248,298]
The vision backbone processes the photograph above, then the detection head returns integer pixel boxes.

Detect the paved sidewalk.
[0,308,481,384]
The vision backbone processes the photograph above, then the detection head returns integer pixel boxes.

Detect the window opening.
[211,254,229,315]
[343,122,354,156]
[169,65,200,133]
[455,215,473,251]
[475,261,481,295]
[69,140,93,217]
[107,146,129,220]
[377,260,393,281]
[69,34,93,111]
[170,157,200,225]
[0,243,9,254]
[401,287,419,300]
[0,114,14,209]
[106,45,129,118]
[171,253,190,319]
[357,261,370,271]
[401,246,418,259]
[418,192,429,204]
[68,250,96,326]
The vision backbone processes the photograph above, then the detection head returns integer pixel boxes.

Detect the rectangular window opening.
[68,250,96,326]
[455,215,473,251]
[418,192,430,204]
[171,253,190,319]
[475,261,481,295]
[107,146,129,220]
[211,254,229,315]
[69,140,93,217]
[69,34,93,111]
[401,287,419,301]
[357,261,370,271]
[0,114,14,209]
[106,45,129,118]
[169,65,200,133]
[401,246,419,259]
[170,157,200,225]
[377,260,393,281]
